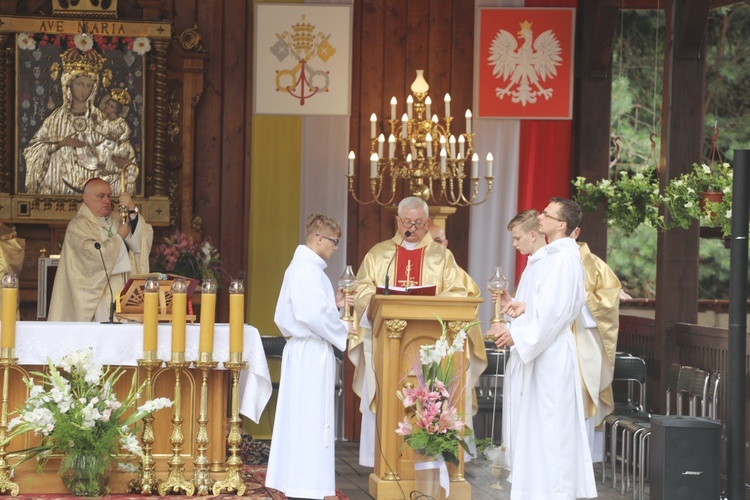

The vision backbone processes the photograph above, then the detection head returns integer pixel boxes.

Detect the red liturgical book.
[375,284,437,296]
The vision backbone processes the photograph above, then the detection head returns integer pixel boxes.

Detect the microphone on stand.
[94,242,118,324]
[383,230,411,295]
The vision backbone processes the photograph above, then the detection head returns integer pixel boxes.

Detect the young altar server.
[266,213,354,499]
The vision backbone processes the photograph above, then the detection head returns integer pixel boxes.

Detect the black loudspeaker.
[650,415,721,500]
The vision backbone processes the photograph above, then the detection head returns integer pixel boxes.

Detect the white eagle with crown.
[487,20,563,106]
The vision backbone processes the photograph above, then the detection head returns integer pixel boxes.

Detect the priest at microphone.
[348,196,487,467]
[48,177,153,322]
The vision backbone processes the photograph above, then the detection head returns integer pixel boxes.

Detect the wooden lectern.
[368,295,481,500]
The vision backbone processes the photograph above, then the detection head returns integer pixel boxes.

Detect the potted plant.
[572,167,660,234]
[661,162,733,232]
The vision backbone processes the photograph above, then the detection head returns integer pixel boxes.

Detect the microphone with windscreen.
[383,230,410,295]
[94,242,118,324]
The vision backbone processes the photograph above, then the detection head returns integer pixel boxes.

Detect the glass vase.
[413,454,441,500]
[59,452,112,497]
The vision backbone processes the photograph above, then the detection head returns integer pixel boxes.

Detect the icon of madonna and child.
[17,35,147,196]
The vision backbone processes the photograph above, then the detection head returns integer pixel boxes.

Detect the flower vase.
[59,453,112,497]
[413,454,442,500]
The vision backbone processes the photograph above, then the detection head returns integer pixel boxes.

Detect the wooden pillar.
[571,0,620,258]
[572,0,620,259]
[653,0,711,414]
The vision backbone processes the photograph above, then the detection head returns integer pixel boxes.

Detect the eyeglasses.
[541,210,565,223]
[316,234,340,246]
[397,217,426,229]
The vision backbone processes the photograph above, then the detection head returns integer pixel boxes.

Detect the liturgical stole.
[394,246,426,288]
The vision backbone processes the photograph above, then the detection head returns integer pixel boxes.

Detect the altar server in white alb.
[266,213,354,499]
[488,198,596,500]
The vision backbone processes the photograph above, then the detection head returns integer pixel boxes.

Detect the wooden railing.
[618,314,750,480]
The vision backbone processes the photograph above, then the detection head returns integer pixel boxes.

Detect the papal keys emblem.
[269,15,336,106]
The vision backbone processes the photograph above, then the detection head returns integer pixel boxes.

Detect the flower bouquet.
[151,229,223,285]
[395,316,476,467]
[3,349,172,496]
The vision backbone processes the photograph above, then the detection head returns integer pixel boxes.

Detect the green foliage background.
[606,6,750,299]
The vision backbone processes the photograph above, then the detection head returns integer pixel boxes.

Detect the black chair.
[602,355,648,489]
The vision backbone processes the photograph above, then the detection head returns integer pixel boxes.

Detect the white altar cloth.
[14,322,272,423]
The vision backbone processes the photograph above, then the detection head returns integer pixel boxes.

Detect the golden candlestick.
[213,352,251,496]
[0,349,19,496]
[192,353,218,495]
[157,354,195,496]
[128,351,163,495]
[338,265,357,323]
[487,266,508,324]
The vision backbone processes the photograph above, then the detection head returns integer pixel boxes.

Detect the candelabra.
[157,354,195,496]
[0,350,19,497]
[213,353,252,496]
[192,353,218,495]
[127,352,163,495]
[348,70,494,207]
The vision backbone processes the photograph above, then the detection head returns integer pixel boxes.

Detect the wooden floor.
[334,440,645,500]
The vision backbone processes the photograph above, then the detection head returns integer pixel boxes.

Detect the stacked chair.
[601,355,649,493]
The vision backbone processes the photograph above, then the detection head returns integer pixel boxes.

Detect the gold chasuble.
[575,242,621,425]
[349,233,487,414]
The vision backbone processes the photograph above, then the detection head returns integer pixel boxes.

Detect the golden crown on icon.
[109,88,131,106]
[60,48,105,76]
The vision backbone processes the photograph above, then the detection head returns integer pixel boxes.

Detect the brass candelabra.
[0,349,19,497]
[213,352,250,496]
[192,353,218,495]
[128,351,163,495]
[348,69,494,207]
[157,353,195,496]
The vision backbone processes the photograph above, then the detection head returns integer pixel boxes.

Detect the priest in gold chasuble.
[348,197,487,467]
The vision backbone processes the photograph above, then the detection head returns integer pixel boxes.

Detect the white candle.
[370,113,377,139]
[370,153,379,178]
[458,135,465,159]
[401,113,408,139]
[406,153,413,167]
[407,96,414,119]
[390,96,397,121]
[465,109,472,135]
[440,149,447,174]
[432,114,439,124]
[486,152,494,178]
[425,96,432,118]
[444,93,451,118]
[388,134,396,159]
[348,151,355,176]
[449,135,456,158]
[426,134,433,158]
[471,153,479,178]
[439,135,446,152]
[377,134,385,158]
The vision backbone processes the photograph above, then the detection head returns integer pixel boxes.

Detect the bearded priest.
[348,196,487,467]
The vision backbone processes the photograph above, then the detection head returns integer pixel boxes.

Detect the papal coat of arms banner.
[476,8,575,119]
[254,3,352,116]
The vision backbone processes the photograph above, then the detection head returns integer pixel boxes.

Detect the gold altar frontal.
[5,364,230,494]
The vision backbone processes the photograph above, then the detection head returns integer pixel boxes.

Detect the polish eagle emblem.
[487,20,563,106]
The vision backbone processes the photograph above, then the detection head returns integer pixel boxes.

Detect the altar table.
[4,321,273,494]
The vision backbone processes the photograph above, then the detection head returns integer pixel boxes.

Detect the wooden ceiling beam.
[579,0,620,78]
[621,0,743,8]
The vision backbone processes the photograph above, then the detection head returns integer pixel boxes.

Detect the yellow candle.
[229,293,244,354]
[1,287,17,349]
[171,292,187,353]
[143,290,159,352]
[199,292,216,353]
